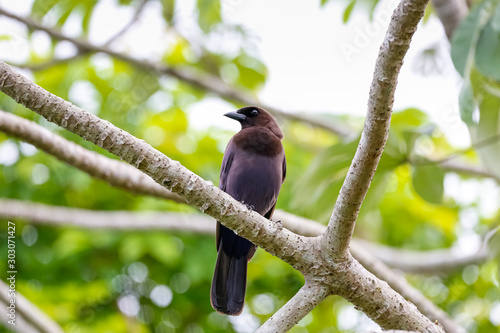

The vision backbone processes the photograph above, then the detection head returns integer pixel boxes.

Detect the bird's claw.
[274,219,283,231]
[241,201,255,211]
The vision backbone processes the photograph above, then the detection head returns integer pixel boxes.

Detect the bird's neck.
[233,127,283,156]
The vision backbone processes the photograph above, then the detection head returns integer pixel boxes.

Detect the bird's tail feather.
[210,247,247,316]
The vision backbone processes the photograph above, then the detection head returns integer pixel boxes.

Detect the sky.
[0,0,470,147]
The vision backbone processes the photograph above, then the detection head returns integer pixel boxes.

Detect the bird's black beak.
[224,112,246,122]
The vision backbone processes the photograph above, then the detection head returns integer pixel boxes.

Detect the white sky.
[0,0,470,147]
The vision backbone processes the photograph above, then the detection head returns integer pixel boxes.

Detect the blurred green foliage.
[451,0,500,180]
[0,0,499,332]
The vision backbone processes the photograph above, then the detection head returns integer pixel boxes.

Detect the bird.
[211,106,286,316]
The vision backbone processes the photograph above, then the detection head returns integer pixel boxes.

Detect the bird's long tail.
[210,246,248,316]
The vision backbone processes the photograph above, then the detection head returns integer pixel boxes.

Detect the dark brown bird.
[211,106,286,316]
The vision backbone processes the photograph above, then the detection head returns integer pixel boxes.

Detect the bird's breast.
[224,149,284,215]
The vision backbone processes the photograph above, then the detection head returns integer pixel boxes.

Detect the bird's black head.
[224,106,283,139]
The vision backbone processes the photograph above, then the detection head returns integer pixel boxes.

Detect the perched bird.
[211,106,286,316]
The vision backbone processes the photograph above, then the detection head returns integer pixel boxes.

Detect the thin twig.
[0,6,351,137]
[0,110,185,203]
[104,0,149,47]
[414,133,500,166]
[11,0,149,72]
[0,279,64,333]
[0,199,213,233]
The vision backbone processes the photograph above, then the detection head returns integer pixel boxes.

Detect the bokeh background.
[0,0,499,332]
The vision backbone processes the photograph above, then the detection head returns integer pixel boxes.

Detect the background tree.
[0,0,499,332]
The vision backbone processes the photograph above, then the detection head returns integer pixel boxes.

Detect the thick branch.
[255,283,330,333]
[0,6,350,137]
[0,61,311,272]
[0,110,185,203]
[329,254,443,332]
[349,245,466,333]
[322,0,431,257]
[0,280,64,333]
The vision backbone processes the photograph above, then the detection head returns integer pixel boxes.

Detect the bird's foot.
[274,219,283,231]
[241,201,255,211]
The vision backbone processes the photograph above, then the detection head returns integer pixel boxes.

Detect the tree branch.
[349,244,467,333]
[330,253,444,332]
[0,110,185,203]
[103,0,149,47]
[0,6,351,137]
[13,0,149,72]
[322,0,431,257]
[0,198,213,234]
[439,159,500,182]
[255,283,330,333]
[355,238,491,275]
[0,279,64,333]
[0,60,310,270]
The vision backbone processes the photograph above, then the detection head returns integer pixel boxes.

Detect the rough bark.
[321,0,432,257]
[256,283,330,333]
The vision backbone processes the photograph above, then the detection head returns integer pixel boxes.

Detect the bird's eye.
[250,109,259,116]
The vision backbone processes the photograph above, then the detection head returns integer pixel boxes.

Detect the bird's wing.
[219,139,235,192]
[282,154,287,183]
[216,139,235,251]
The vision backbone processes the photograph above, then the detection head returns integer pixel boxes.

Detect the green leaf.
[459,80,476,125]
[81,1,97,34]
[474,78,500,178]
[234,53,267,90]
[0,34,13,41]
[475,20,500,81]
[197,0,221,32]
[343,0,356,23]
[412,164,444,204]
[493,2,500,32]
[161,0,175,22]
[450,1,490,76]
[31,0,58,18]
